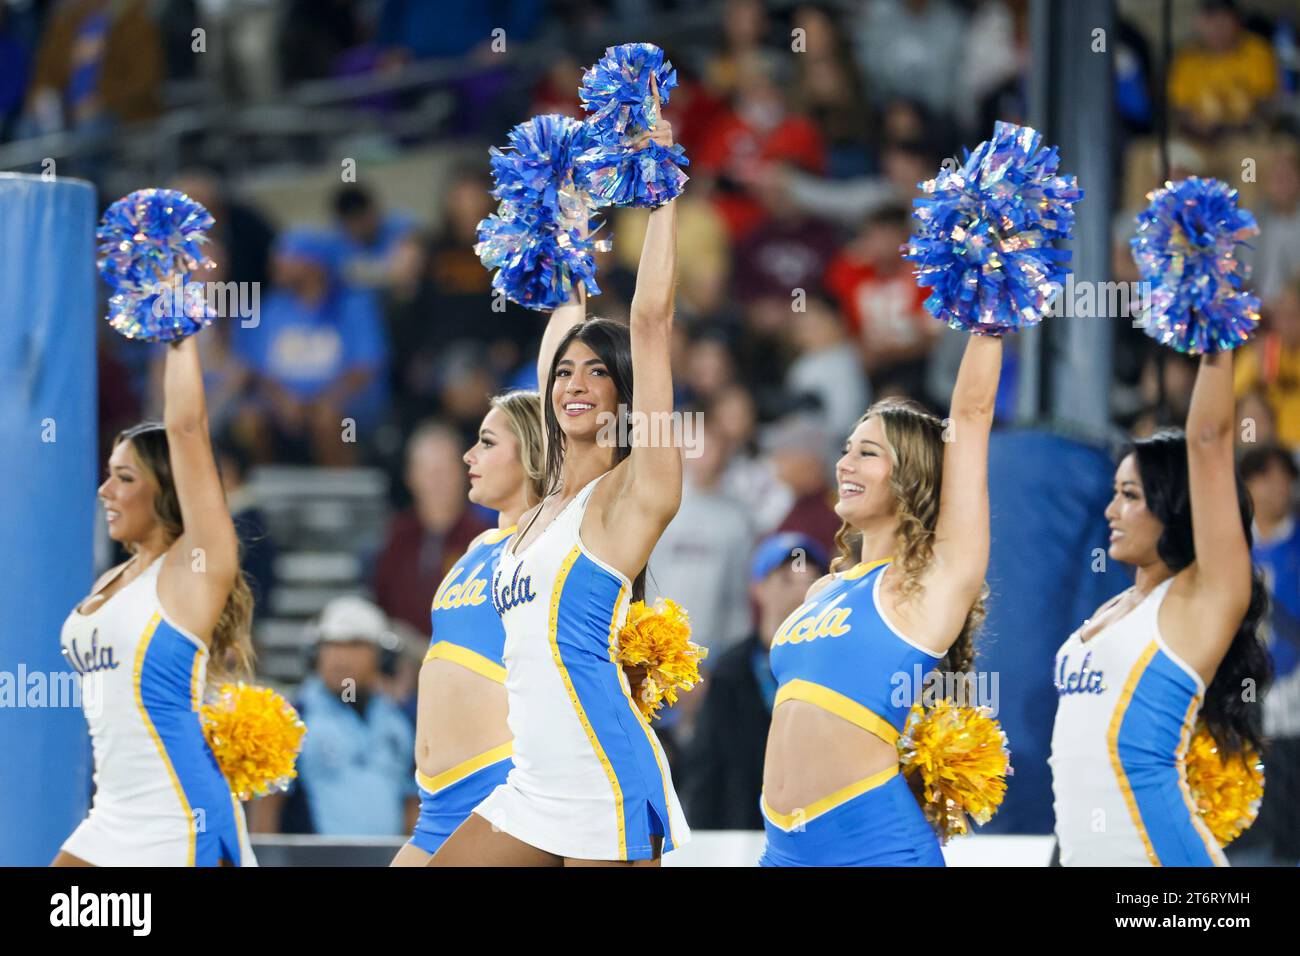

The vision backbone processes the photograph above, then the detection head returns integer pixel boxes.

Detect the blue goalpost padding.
[0,173,97,865]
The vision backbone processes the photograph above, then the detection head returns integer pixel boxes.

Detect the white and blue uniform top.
[58,554,256,866]
[474,472,690,861]
[1049,577,1227,866]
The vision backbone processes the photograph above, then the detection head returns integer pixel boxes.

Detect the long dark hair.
[1128,431,1271,755]
[116,423,255,687]
[541,318,646,601]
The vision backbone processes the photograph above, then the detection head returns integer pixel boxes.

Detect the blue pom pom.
[576,139,689,208]
[903,121,1083,335]
[488,114,595,217]
[476,115,609,311]
[476,201,609,311]
[578,43,688,208]
[1129,177,1260,354]
[579,43,677,139]
[97,188,217,342]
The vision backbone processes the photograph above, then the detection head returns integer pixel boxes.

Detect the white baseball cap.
[316,595,388,645]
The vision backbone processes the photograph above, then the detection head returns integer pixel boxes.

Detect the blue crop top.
[425,526,516,682]
[768,558,943,745]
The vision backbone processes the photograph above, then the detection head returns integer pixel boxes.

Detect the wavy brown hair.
[490,389,547,503]
[116,423,255,688]
[829,398,986,682]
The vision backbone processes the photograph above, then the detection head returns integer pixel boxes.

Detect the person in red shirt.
[694,55,826,241]
[374,421,490,635]
[824,203,939,396]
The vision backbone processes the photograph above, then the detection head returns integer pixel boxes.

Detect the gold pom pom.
[1185,722,1264,847]
[615,598,708,720]
[201,683,307,800]
[898,700,1012,844]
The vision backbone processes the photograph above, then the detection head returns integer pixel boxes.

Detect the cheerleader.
[53,335,257,867]
[390,391,545,865]
[759,333,1002,866]
[430,125,688,867]
[1049,351,1271,866]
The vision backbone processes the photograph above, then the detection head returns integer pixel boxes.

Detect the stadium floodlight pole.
[1025,0,1116,436]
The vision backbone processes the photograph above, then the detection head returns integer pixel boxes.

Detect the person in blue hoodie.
[233,228,389,466]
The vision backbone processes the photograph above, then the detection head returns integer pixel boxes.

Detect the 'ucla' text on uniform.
[492,563,537,616]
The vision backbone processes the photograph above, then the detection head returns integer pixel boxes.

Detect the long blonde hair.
[116,424,255,687]
[829,398,985,679]
[490,389,546,503]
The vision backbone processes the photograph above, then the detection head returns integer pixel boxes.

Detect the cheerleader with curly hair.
[759,333,1002,866]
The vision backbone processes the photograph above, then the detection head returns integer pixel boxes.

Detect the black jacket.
[680,634,772,830]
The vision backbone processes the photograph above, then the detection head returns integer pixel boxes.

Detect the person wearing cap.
[681,533,828,830]
[250,596,416,837]
[231,227,389,466]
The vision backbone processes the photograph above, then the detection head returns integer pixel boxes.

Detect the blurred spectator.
[373,421,491,635]
[529,52,585,119]
[648,417,755,663]
[764,413,841,553]
[681,532,828,829]
[234,228,389,466]
[703,0,773,99]
[1240,445,1300,863]
[170,169,277,291]
[695,54,826,240]
[145,240,254,440]
[375,0,542,62]
[957,0,1028,135]
[278,0,363,86]
[1235,280,1300,451]
[332,184,423,300]
[0,4,32,141]
[681,325,741,410]
[96,325,143,469]
[714,385,795,535]
[790,3,875,178]
[1114,16,1156,139]
[434,342,498,451]
[390,167,519,434]
[24,0,162,135]
[214,438,277,616]
[611,197,732,325]
[1247,136,1300,304]
[1168,0,1277,140]
[1238,386,1279,448]
[731,171,840,307]
[251,597,416,836]
[770,139,934,230]
[825,203,940,397]
[786,296,871,451]
[853,0,966,121]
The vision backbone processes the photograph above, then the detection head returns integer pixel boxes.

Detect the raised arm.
[1185,351,1253,622]
[160,336,240,637]
[619,186,681,523]
[921,333,1001,631]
